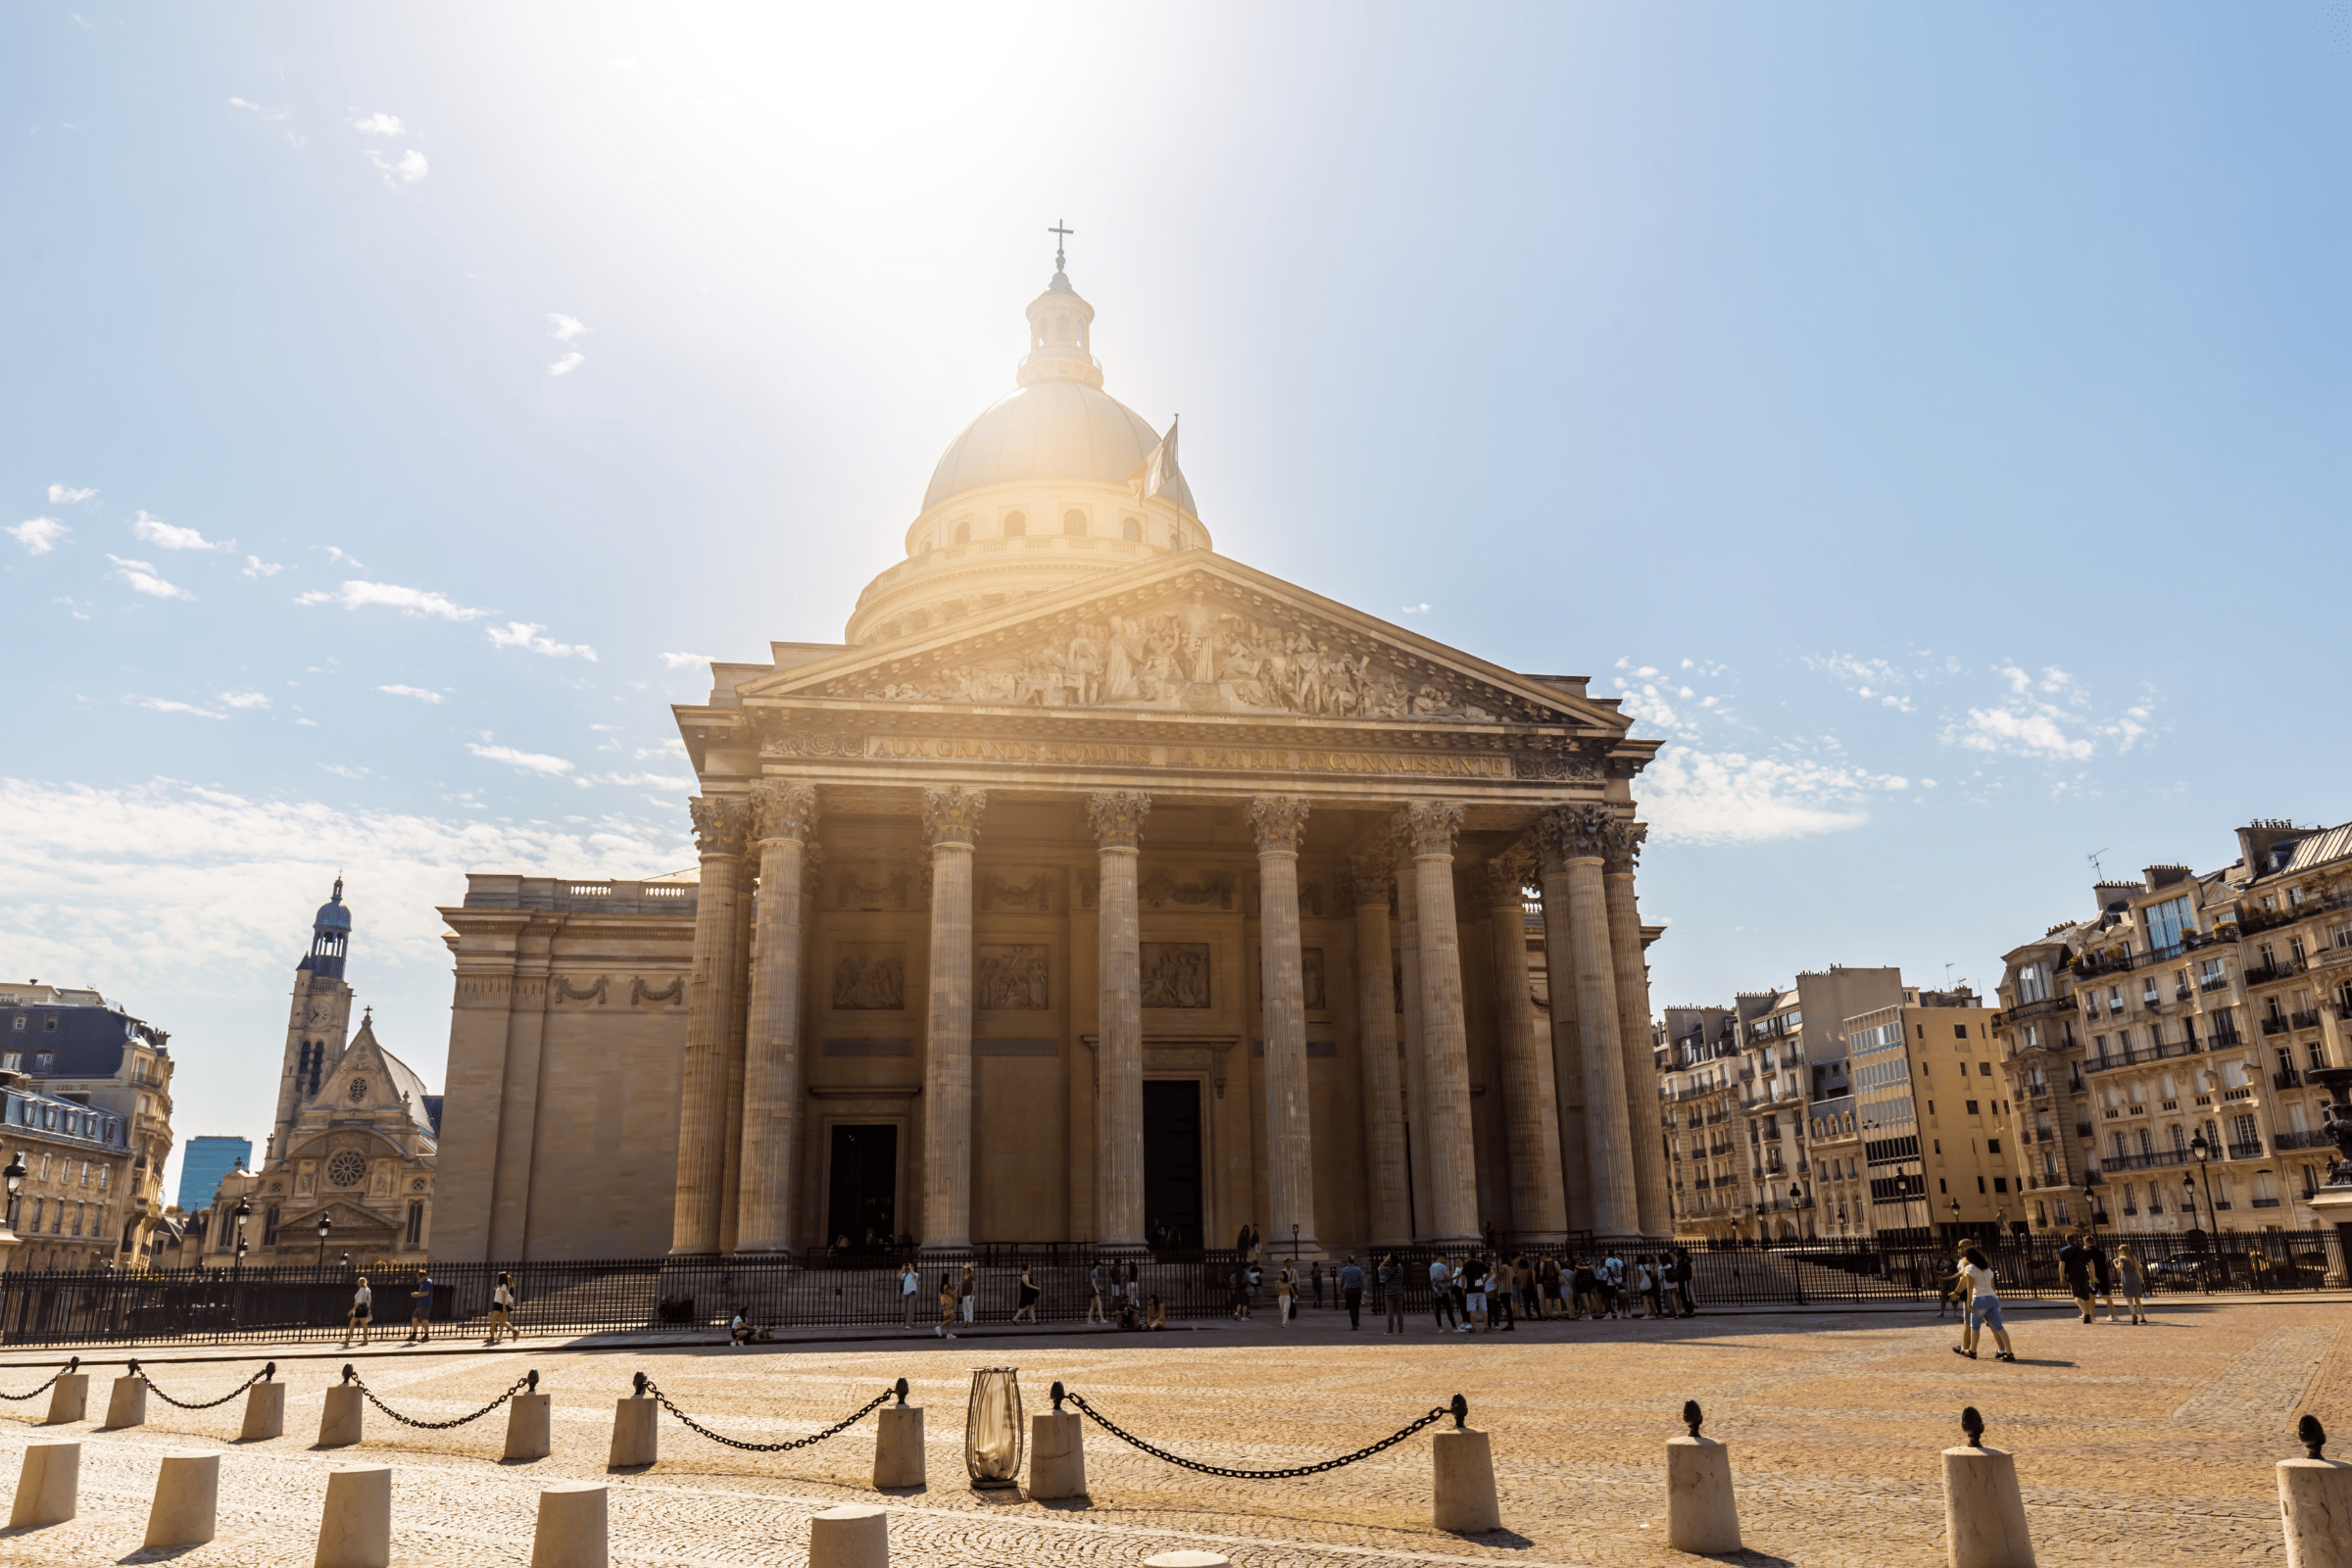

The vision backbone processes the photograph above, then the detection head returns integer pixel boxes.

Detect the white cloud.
[549,352,585,376]
[658,652,714,670]
[130,511,232,552]
[8,517,69,555]
[549,314,587,342]
[366,148,428,187]
[242,555,283,578]
[295,580,486,620]
[467,742,574,776]
[351,113,406,135]
[1638,746,1881,846]
[106,554,194,600]
[1941,663,2151,763]
[126,697,223,719]
[228,97,303,146]
[488,621,597,661]
[217,690,271,710]
[636,739,689,760]
[47,484,97,504]
[590,771,697,791]
[319,546,368,571]
[0,776,689,994]
[376,685,443,704]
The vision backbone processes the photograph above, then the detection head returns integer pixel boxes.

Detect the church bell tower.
[271,877,357,1162]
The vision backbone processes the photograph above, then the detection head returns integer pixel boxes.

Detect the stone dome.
[922,379,1198,516]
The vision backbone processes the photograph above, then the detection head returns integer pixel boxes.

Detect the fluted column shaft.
[1604,822,1672,1240]
[1540,805,1639,1238]
[670,797,747,1254]
[1348,857,1412,1247]
[1483,859,1567,1240]
[1394,839,1433,1238]
[1404,802,1480,1247]
[734,782,816,1253]
[1089,792,1150,1250]
[716,864,757,1252]
[920,788,986,1252]
[1536,869,1593,1235]
[1251,797,1322,1255]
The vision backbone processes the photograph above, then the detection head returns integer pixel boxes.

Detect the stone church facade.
[435,260,1672,1261]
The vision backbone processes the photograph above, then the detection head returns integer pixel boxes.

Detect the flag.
[1127,416,1181,504]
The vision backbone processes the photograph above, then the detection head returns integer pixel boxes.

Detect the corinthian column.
[733,781,817,1253]
[1537,804,1638,1239]
[1088,791,1150,1250]
[1480,853,1567,1241]
[1347,856,1412,1247]
[919,787,986,1252]
[1393,831,1432,1237]
[1250,796,1322,1257]
[1403,801,1480,1247]
[1604,820,1672,1240]
[670,796,747,1255]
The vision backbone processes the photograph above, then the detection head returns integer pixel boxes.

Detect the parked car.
[2144,1256,2206,1287]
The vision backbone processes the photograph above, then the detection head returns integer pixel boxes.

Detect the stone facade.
[433,264,1675,1261]
[0,980,175,1266]
[1990,817,2352,1236]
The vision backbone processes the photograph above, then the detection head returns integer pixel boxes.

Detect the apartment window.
[32,1053,52,1071]
[1993,1177,2009,1194]
[2291,937,2308,963]
[2312,1041,2332,1070]
[96,1166,108,1191]
[1978,1060,1992,1076]
[2201,959,2226,985]
[27,1199,41,1232]
[2290,886,2306,906]
[1977,1176,1987,1194]
[1986,1139,2001,1153]
[1967,1100,1981,1115]
[2016,964,2049,1004]
[1953,1024,1967,1039]
[2146,894,2196,948]
[405,1201,424,1249]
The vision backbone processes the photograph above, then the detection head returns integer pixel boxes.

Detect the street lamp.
[2,1152,24,1231]
[1291,1222,1299,1265]
[316,1212,332,1269]
[1947,1198,1962,1239]
[2189,1131,2219,1240]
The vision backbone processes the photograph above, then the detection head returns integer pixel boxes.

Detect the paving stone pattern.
[0,1298,2338,1567]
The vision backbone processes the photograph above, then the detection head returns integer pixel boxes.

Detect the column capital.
[689,796,749,858]
[1086,791,1152,851]
[1534,802,1614,871]
[749,780,817,844]
[1474,848,1534,910]
[1248,795,1310,854]
[1342,855,1394,908]
[1399,800,1464,859]
[1602,818,1648,876]
[920,786,988,848]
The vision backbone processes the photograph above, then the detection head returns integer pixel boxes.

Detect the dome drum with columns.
[434,253,1673,1264]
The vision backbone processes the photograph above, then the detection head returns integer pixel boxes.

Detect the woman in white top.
[899,1261,920,1328]
[1952,1247,2016,1362]
[487,1272,518,1345]
[342,1277,373,1348]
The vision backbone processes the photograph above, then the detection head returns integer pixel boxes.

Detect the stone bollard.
[529,1482,608,1568]
[608,1373,658,1469]
[8,1441,79,1527]
[315,1465,393,1568]
[1431,1394,1500,1535]
[873,1379,925,1489]
[1145,1554,1232,1568]
[808,1502,889,1568]
[242,1365,287,1441]
[1028,1382,1086,1500]
[318,1366,366,1448]
[104,1367,149,1430]
[2279,1415,2352,1568]
[1665,1399,1741,1553]
[42,1358,85,1425]
[143,1450,220,1548]
[506,1372,551,1461]
[1941,1407,2035,1568]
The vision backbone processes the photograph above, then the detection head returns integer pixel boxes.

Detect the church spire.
[300,874,352,979]
[1019,224,1104,390]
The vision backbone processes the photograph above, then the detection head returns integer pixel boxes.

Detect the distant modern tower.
[175,1135,253,1211]
[270,877,358,1162]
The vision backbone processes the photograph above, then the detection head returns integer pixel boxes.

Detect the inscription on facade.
[857,734,1516,779]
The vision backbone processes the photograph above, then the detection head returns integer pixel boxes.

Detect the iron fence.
[1680,1228,2346,1304]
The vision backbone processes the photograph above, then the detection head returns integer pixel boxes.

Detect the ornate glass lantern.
[964,1366,1024,1488]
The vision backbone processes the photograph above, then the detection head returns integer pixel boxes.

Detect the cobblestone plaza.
[0,1296,2340,1566]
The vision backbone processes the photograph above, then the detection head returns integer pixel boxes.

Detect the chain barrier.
[130,1358,275,1411]
[637,1371,901,1454]
[1059,1386,1464,1480]
[0,1356,78,1401]
[344,1363,540,1431]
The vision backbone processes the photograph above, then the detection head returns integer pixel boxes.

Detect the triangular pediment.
[735,554,1623,731]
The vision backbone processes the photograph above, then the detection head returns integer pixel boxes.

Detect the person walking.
[1953,1245,2017,1362]
[1339,1255,1365,1329]
[1309,1259,1325,1310]
[1428,1252,1458,1332]
[1936,1251,1968,1319]
[2087,1236,2119,1323]
[1673,1247,1698,1317]
[1642,1254,1666,1320]
[958,1262,977,1326]
[2114,1243,2150,1324]
[342,1276,373,1348]
[936,1272,958,1339]
[486,1271,518,1345]
[1570,1255,1598,1319]
[1379,1252,1404,1333]
[1464,1257,1489,1331]
[1087,1262,1107,1325]
[1275,1267,1296,1326]
[2056,1232,2096,1324]
[405,1270,434,1344]
[900,1259,921,1329]
[1012,1264,1041,1324]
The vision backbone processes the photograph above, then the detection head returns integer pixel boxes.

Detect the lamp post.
[1947,1198,1962,1241]
[0,1152,24,1274]
[316,1212,332,1270]
[2189,1131,2219,1239]
[232,1194,252,1275]
[1291,1222,1299,1266]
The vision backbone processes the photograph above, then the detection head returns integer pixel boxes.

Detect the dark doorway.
[825,1124,898,1251]
[1143,1079,1203,1250]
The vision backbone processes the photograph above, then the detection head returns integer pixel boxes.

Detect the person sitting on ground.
[729,1308,776,1346]
[1117,1296,1141,1331]
[1146,1294,1166,1330]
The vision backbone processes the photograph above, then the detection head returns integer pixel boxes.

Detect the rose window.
[327,1150,368,1188]
[347,1078,368,1103]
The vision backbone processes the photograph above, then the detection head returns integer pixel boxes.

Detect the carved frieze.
[1603,818,1648,876]
[831,944,906,1010]
[980,871,1053,912]
[1400,801,1465,859]
[628,976,684,1006]
[1141,943,1211,1008]
[835,866,914,910]
[1139,869,1236,910]
[976,945,1050,1011]
[551,975,609,1004]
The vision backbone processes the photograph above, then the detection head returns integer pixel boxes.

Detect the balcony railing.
[2201,977,2231,994]
[2276,1068,2304,1090]
[2290,1009,2321,1030]
[2226,1139,2265,1160]
[2275,1128,2343,1152]
[2245,960,2305,985]
[2098,1148,2192,1172]
[2262,1016,2290,1037]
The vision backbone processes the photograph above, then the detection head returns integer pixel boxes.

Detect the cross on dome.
[1048,218,1073,273]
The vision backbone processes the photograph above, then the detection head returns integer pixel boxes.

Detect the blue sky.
[5,4,2347,1196]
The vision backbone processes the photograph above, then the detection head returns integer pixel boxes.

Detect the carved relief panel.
[833,865,915,911]
[976,945,1051,1011]
[1141,943,1211,1009]
[831,943,907,1010]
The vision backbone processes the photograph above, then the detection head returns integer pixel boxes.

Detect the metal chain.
[0,1361,76,1402]
[1064,1392,1449,1479]
[642,1377,894,1453]
[353,1369,537,1431]
[138,1360,272,1411]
